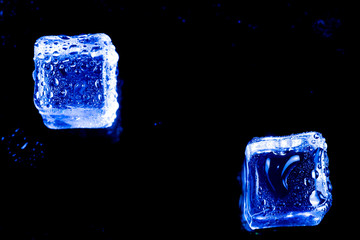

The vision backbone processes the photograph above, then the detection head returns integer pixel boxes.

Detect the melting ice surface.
[33,33,119,129]
[241,132,332,231]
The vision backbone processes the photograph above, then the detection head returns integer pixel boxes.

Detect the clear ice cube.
[240,132,332,231]
[32,33,119,129]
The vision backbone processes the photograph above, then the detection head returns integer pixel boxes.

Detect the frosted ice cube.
[33,33,119,129]
[240,132,332,230]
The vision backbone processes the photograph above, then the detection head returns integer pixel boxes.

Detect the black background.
[0,0,350,239]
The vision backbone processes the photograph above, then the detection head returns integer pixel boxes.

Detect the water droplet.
[312,170,319,179]
[45,63,53,71]
[69,44,80,54]
[90,46,102,57]
[310,190,321,207]
[91,46,101,52]
[60,89,67,96]
[21,142,28,150]
[314,133,320,139]
[327,182,333,192]
[60,35,70,40]
[324,167,330,177]
[44,55,51,63]
[37,52,44,59]
[53,51,60,57]
[54,78,59,86]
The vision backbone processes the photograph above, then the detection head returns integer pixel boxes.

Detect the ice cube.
[240,132,332,230]
[33,33,119,129]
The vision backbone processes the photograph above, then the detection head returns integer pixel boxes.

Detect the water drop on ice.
[312,169,319,179]
[37,52,44,59]
[60,35,70,40]
[327,182,332,192]
[310,191,319,206]
[90,46,102,57]
[60,89,67,96]
[69,44,79,50]
[324,167,330,177]
[91,46,101,52]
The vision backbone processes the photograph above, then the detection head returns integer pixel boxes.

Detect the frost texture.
[241,132,332,231]
[33,33,119,129]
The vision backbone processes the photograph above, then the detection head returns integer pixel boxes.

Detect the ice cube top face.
[33,33,119,129]
[241,132,332,231]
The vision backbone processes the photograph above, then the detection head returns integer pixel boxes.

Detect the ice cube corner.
[33,33,119,129]
[241,132,332,231]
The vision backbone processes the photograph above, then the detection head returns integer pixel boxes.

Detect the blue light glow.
[240,132,332,231]
[33,33,119,129]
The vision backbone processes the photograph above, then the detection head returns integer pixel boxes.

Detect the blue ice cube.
[33,33,119,129]
[240,132,332,231]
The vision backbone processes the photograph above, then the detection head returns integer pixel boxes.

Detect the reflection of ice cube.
[241,132,332,231]
[33,33,119,129]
